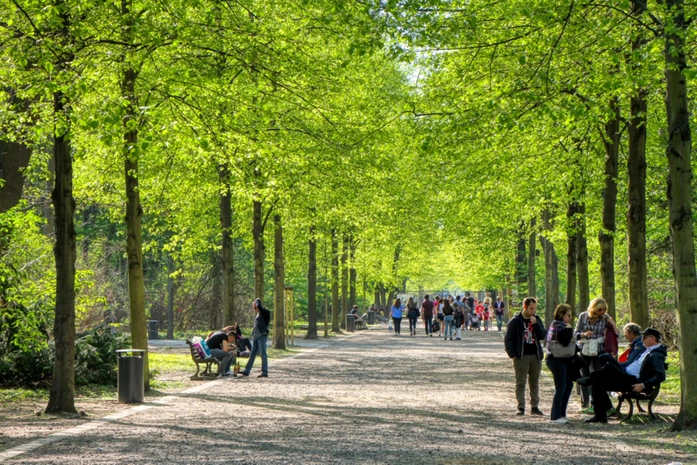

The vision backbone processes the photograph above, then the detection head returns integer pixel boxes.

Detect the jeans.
[444,315,454,339]
[392,317,402,334]
[423,318,432,335]
[513,354,541,410]
[243,335,268,375]
[408,315,418,334]
[546,356,574,420]
[496,314,504,331]
[210,348,234,374]
[579,354,601,407]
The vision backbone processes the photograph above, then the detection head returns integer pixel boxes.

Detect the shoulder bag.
[549,329,575,359]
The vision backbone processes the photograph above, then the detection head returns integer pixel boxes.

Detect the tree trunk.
[527,219,536,298]
[349,236,357,308]
[166,254,174,339]
[340,234,348,330]
[577,204,590,316]
[540,209,559,326]
[516,221,528,296]
[122,58,149,390]
[253,199,265,300]
[219,166,235,326]
[566,201,578,310]
[273,214,285,349]
[46,86,77,414]
[331,230,340,333]
[306,227,318,339]
[664,0,697,431]
[627,3,649,328]
[0,142,31,213]
[599,98,620,321]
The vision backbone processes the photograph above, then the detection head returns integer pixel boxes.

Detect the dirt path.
[3,327,690,464]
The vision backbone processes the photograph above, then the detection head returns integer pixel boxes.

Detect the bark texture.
[253,199,265,300]
[516,221,528,296]
[566,202,578,311]
[340,234,348,330]
[577,204,590,315]
[600,99,620,320]
[331,231,340,333]
[306,228,318,339]
[273,215,285,349]
[527,219,536,298]
[219,167,235,326]
[540,210,559,327]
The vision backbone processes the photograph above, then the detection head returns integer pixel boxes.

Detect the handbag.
[604,326,618,355]
[581,337,604,357]
[549,338,575,359]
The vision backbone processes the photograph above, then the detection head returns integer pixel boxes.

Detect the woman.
[483,296,492,331]
[574,297,618,412]
[434,296,443,336]
[546,304,577,424]
[406,297,420,336]
[390,298,404,336]
[442,299,455,340]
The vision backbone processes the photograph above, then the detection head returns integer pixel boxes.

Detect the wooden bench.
[615,384,662,421]
[186,339,222,380]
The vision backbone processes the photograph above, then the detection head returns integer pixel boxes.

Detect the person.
[600,323,645,368]
[465,293,475,316]
[545,304,577,424]
[493,296,506,331]
[578,328,667,423]
[390,298,404,336]
[574,298,619,412]
[442,299,455,341]
[205,330,236,377]
[239,298,271,378]
[463,299,472,331]
[474,301,485,331]
[406,297,420,336]
[349,305,367,328]
[234,323,252,355]
[453,296,464,340]
[421,295,434,336]
[435,296,444,336]
[504,296,547,416]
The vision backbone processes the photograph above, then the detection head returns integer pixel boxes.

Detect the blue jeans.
[210,348,234,374]
[243,335,268,375]
[546,356,574,420]
[423,318,433,334]
[444,315,454,339]
[408,315,418,334]
[495,314,504,331]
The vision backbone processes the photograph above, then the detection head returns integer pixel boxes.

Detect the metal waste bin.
[367,311,375,325]
[117,349,145,403]
[346,314,356,333]
[147,320,158,340]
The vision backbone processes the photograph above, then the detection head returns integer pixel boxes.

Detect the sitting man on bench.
[578,327,667,423]
[206,330,236,377]
[350,305,367,328]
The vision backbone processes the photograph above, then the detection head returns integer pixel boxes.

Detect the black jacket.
[504,312,547,360]
[638,344,668,391]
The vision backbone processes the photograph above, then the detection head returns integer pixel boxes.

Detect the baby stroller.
[470,315,481,331]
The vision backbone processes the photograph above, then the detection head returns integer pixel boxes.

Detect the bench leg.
[190,362,202,380]
[624,398,634,421]
[647,397,656,420]
[636,399,646,413]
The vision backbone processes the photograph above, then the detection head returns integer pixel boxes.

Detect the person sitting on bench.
[234,323,252,356]
[599,323,645,369]
[578,327,667,423]
[349,305,367,327]
[205,330,236,377]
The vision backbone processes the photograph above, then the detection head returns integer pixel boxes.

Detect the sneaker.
[530,408,544,416]
[516,409,525,416]
[549,418,568,424]
[580,406,594,415]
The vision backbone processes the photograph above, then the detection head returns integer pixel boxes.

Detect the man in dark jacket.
[504,297,547,416]
[579,327,667,423]
[240,298,271,378]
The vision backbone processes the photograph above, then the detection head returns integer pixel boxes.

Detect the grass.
[0,384,118,406]
[661,351,680,403]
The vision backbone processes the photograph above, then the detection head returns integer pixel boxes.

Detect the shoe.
[580,406,594,415]
[584,416,607,423]
[606,407,618,417]
[530,408,544,416]
[455,338,461,340]
[450,338,453,340]
[239,371,249,377]
[516,409,525,416]
[576,376,591,386]
[257,374,268,378]
[549,418,568,424]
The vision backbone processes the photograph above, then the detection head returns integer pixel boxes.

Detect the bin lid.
[116,349,146,357]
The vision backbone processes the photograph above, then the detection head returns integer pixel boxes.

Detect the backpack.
[432,321,440,332]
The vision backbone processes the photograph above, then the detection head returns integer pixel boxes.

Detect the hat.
[640,327,661,341]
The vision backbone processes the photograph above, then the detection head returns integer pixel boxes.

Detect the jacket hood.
[650,344,668,356]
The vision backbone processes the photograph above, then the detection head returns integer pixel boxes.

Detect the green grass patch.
[0,384,118,405]
[149,353,192,373]
[661,351,680,403]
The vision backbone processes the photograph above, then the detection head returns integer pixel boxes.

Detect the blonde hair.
[484,296,492,305]
[588,298,607,320]
[407,296,415,308]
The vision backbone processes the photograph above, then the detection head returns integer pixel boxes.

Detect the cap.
[640,327,661,341]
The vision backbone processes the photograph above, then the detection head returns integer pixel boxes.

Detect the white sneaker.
[549,418,568,424]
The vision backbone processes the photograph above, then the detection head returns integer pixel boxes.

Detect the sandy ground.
[1,326,691,465]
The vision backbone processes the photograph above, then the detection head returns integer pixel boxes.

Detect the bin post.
[367,311,375,325]
[116,349,145,403]
[346,314,355,333]
[147,320,159,340]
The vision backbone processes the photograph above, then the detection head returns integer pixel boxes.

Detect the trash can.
[367,311,375,325]
[147,320,159,340]
[346,314,356,333]
[116,349,145,403]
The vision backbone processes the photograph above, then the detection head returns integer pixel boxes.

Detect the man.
[205,330,236,377]
[504,297,547,416]
[421,295,434,336]
[239,298,271,378]
[579,327,667,423]
[349,305,367,328]
[493,296,506,331]
[465,293,475,317]
[599,323,645,368]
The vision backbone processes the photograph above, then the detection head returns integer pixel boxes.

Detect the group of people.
[505,296,667,424]
[388,293,507,339]
[205,298,271,378]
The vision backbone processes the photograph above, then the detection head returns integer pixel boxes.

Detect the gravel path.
[6,327,687,464]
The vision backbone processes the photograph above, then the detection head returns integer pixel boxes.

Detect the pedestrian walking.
[390,298,404,336]
[406,297,420,336]
[421,295,434,336]
[442,299,455,341]
[493,296,506,331]
[504,296,547,416]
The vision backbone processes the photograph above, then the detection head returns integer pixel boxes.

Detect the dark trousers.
[588,364,639,418]
[392,317,402,334]
[408,315,418,333]
[423,318,432,334]
[546,357,574,420]
[579,354,601,407]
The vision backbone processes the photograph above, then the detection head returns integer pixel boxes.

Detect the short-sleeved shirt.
[391,305,404,318]
[422,300,434,318]
[206,331,228,351]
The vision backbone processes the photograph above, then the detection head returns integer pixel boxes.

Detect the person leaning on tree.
[504,296,547,416]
